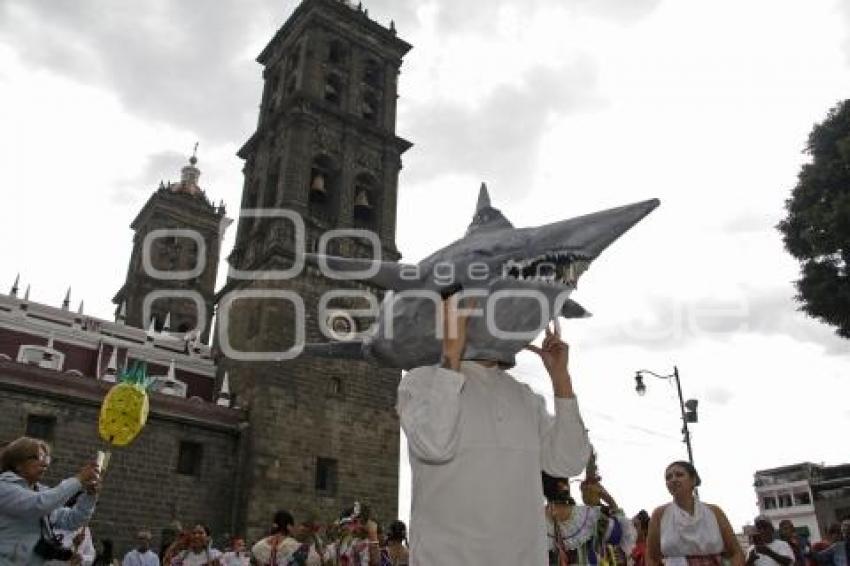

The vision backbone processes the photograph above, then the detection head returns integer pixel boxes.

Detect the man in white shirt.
[123,530,160,566]
[747,517,795,566]
[398,298,591,566]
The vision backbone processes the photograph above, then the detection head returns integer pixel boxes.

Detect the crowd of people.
[0,434,849,565]
[1,299,848,565]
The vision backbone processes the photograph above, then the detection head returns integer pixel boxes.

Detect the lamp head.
[685,398,698,422]
[634,373,647,396]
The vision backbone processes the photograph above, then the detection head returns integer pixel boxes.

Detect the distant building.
[754,462,850,541]
[0,286,240,552]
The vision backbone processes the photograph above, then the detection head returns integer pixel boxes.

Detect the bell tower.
[229,0,411,263]
[220,0,412,539]
[115,152,227,343]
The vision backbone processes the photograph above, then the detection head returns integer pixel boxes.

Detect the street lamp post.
[634,366,698,466]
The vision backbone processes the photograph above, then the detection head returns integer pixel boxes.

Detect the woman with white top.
[646,461,744,566]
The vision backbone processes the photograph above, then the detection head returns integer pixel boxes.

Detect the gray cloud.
[0,0,284,143]
[400,57,601,193]
[140,151,189,189]
[0,0,658,150]
[426,0,661,33]
[582,286,850,356]
[742,286,850,355]
[106,150,189,203]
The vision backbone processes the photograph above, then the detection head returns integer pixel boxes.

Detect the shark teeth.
[500,253,590,287]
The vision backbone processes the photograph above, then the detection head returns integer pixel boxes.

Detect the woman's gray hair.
[1,436,49,473]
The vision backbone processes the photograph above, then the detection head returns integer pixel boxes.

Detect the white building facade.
[755,464,821,541]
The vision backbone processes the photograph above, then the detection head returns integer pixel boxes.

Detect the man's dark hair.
[387,520,407,543]
[666,460,701,487]
[541,471,574,504]
[272,510,294,535]
[634,510,650,531]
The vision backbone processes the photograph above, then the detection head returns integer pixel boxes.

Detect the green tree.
[778,99,850,338]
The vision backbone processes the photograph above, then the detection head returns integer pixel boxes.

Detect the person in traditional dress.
[169,524,221,566]
[252,510,331,566]
[397,297,591,565]
[630,511,651,566]
[543,471,633,565]
[220,538,249,566]
[327,504,380,566]
[252,510,300,566]
[646,461,744,566]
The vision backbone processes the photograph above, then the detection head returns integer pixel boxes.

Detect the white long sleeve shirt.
[123,549,160,566]
[398,361,591,566]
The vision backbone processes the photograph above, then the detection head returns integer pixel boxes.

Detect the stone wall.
[0,369,241,555]
[222,268,400,543]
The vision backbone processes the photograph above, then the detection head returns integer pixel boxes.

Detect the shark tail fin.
[302,341,366,360]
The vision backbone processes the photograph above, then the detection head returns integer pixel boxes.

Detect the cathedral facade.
[0,0,410,552]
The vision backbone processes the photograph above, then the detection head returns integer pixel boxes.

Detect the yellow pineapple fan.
[99,361,154,446]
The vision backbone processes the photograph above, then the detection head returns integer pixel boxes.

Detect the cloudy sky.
[2,0,849,532]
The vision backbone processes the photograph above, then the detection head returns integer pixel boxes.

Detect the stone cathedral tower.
[114,154,227,343]
[219,0,412,538]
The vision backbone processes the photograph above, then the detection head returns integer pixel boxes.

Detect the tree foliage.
[778,99,850,338]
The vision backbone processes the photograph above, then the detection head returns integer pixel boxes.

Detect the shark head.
[303,184,659,369]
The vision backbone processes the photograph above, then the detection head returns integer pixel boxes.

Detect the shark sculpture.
[304,184,659,369]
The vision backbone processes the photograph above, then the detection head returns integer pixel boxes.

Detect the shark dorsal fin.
[476,182,491,212]
[467,182,513,235]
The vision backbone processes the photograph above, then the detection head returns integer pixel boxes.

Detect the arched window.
[363,58,382,89]
[328,40,347,65]
[324,73,344,106]
[327,376,343,396]
[353,173,378,230]
[361,91,379,123]
[264,158,281,209]
[309,154,339,223]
